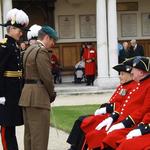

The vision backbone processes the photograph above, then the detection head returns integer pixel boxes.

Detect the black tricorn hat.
[132,56,150,72]
[113,59,133,73]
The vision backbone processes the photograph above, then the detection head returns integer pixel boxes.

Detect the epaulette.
[0,38,8,44]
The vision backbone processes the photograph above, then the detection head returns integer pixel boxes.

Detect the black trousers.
[67,115,89,150]
[1,126,18,150]
[86,75,95,85]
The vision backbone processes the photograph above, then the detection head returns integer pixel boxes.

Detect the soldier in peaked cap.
[19,25,58,150]
[0,8,29,150]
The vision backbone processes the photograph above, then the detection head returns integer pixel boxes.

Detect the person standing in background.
[50,50,61,84]
[19,25,58,150]
[119,42,130,63]
[118,42,123,54]
[20,41,28,52]
[129,39,144,57]
[83,42,96,86]
[0,8,29,150]
[80,43,86,59]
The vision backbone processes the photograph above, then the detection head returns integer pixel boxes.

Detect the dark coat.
[0,35,23,126]
[118,49,130,63]
[129,44,144,57]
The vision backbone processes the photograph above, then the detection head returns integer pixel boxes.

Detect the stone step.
[54,83,114,95]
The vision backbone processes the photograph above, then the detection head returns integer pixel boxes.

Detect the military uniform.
[0,35,23,125]
[83,46,96,85]
[19,41,56,150]
[0,8,29,150]
[84,57,150,149]
[81,80,136,134]
[116,112,150,150]
[67,60,134,150]
[67,80,135,150]
[0,35,23,150]
[84,75,150,149]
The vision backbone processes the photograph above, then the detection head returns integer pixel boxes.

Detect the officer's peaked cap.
[0,8,29,31]
[132,56,150,72]
[40,25,58,41]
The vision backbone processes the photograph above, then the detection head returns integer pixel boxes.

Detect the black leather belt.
[25,79,43,84]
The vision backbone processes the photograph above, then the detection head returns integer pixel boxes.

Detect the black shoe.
[86,83,90,86]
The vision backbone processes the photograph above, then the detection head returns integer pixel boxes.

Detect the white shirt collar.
[37,40,46,47]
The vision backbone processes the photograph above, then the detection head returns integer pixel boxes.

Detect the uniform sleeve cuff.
[122,115,135,128]
[106,103,114,113]
[100,103,107,108]
[110,111,119,122]
[138,123,150,135]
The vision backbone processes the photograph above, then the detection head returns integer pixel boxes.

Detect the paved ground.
[0,83,113,150]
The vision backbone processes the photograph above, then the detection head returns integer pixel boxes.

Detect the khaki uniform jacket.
[19,42,55,109]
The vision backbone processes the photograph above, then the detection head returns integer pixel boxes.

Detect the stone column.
[0,0,3,39]
[95,0,109,89]
[2,0,12,35]
[107,0,119,85]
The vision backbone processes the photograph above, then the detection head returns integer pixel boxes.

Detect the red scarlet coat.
[83,47,96,75]
[81,81,136,134]
[142,112,150,124]
[51,54,59,68]
[116,112,150,150]
[116,134,150,150]
[85,76,150,149]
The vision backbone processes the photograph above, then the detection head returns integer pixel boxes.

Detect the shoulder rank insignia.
[119,89,127,96]
[0,38,8,44]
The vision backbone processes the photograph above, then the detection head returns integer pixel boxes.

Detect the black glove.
[50,92,56,103]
